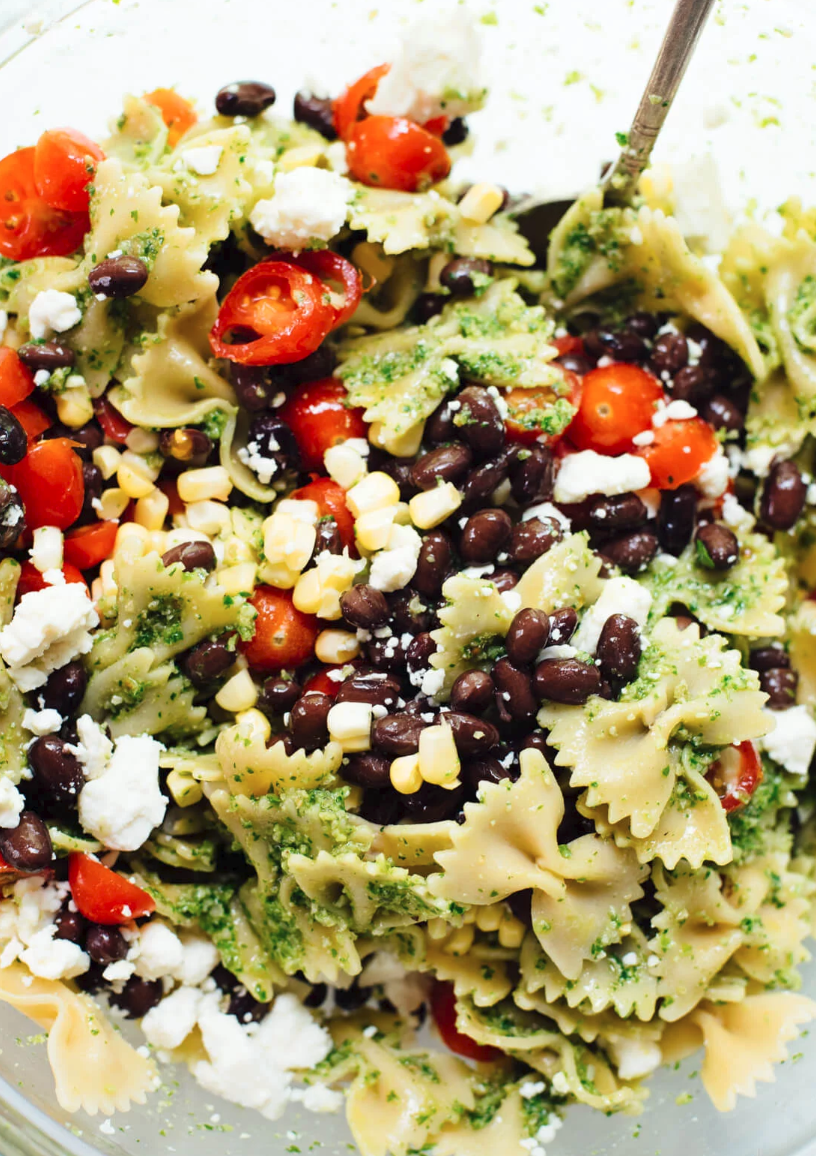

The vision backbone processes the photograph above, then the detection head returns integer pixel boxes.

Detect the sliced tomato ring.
[210,260,335,367]
[286,251,363,328]
[333,64,390,142]
[0,147,89,261]
[64,520,118,569]
[708,741,763,812]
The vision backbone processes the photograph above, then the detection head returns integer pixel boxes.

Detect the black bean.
[293,92,337,140]
[597,614,642,689]
[510,445,555,504]
[602,530,658,574]
[54,901,86,944]
[258,676,301,715]
[650,331,688,375]
[334,982,373,1011]
[380,456,418,501]
[445,712,499,756]
[760,667,798,710]
[547,607,578,646]
[413,531,452,597]
[695,523,739,571]
[216,81,276,117]
[670,365,715,406]
[657,484,696,556]
[413,293,446,325]
[290,692,332,750]
[588,492,647,535]
[0,811,52,872]
[358,789,403,826]
[492,658,538,723]
[39,661,88,718]
[229,363,272,413]
[74,963,106,994]
[159,427,213,465]
[185,635,235,688]
[88,255,148,299]
[388,590,433,635]
[314,518,343,557]
[341,584,389,629]
[335,672,401,711]
[507,890,533,927]
[85,924,128,965]
[410,443,473,491]
[342,752,391,789]
[559,352,594,375]
[491,568,519,593]
[509,517,561,565]
[703,394,744,433]
[625,312,660,340]
[760,460,806,531]
[372,714,428,756]
[460,508,512,564]
[534,659,602,704]
[505,608,550,667]
[69,421,104,460]
[750,646,790,672]
[406,632,437,676]
[450,670,494,714]
[111,976,163,1019]
[162,540,217,572]
[0,407,27,466]
[443,117,469,146]
[455,386,505,457]
[440,257,494,297]
[366,636,408,672]
[246,412,300,470]
[273,343,338,389]
[425,401,456,444]
[0,484,25,549]
[17,341,75,373]
[462,756,513,791]
[401,781,465,824]
[519,731,551,759]
[228,987,268,1024]
[591,328,648,363]
[27,736,84,817]
[303,982,328,1008]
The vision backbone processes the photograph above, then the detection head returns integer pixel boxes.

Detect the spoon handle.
[603,0,716,206]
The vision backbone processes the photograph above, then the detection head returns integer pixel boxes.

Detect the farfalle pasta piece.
[453,216,535,266]
[0,964,157,1115]
[82,647,207,738]
[730,852,815,986]
[103,94,169,168]
[216,710,343,796]
[765,232,816,418]
[789,599,816,706]
[422,940,516,1008]
[348,186,458,255]
[429,572,514,692]
[433,1089,533,1156]
[430,749,647,979]
[515,531,604,614]
[370,819,455,867]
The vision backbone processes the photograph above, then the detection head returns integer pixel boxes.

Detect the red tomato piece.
[708,741,763,812]
[279,378,367,473]
[33,128,104,213]
[240,586,320,673]
[552,334,585,358]
[11,397,51,442]
[64,520,118,569]
[0,147,89,261]
[93,394,133,443]
[1,438,84,530]
[568,364,663,456]
[636,417,719,490]
[210,261,335,367]
[505,372,582,446]
[347,116,451,192]
[423,115,449,136]
[303,665,349,697]
[333,64,390,141]
[290,476,357,552]
[16,560,88,599]
[68,853,156,925]
[144,88,198,147]
[286,251,363,328]
[430,982,503,1063]
[0,348,34,409]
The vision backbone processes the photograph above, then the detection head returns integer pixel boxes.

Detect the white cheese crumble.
[369,524,422,592]
[291,1083,344,1113]
[133,920,185,981]
[237,440,279,485]
[20,927,89,981]
[22,707,63,736]
[249,168,352,251]
[554,450,651,504]
[521,501,571,529]
[0,584,99,692]
[0,777,25,828]
[721,491,755,533]
[608,1037,662,1081]
[68,714,113,779]
[696,447,730,498]
[78,734,166,852]
[142,985,203,1052]
[182,145,223,176]
[760,705,816,777]
[28,290,82,340]
[572,577,653,655]
[0,878,89,979]
[651,399,698,427]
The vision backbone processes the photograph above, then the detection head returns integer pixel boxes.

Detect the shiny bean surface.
[185,636,235,688]
[657,484,696,556]
[588,492,647,534]
[440,257,494,297]
[88,255,149,299]
[290,692,333,750]
[460,508,512,564]
[410,444,472,491]
[450,670,494,714]
[293,92,337,139]
[341,584,389,629]
[0,812,52,872]
[85,924,128,965]
[509,517,561,565]
[596,614,642,689]
[17,340,75,373]
[510,445,555,504]
[335,672,401,711]
[258,676,301,714]
[413,531,452,597]
[650,332,688,374]
[602,530,658,574]
[39,661,87,718]
[547,607,578,646]
[750,646,790,672]
[162,541,217,572]
[372,714,428,756]
[159,427,213,465]
[455,386,505,457]
[0,407,27,465]
[111,976,163,1019]
[492,658,538,723]
[505,608,550,667]
[760,667,798,710]
[703,394,744,432]
[216,81,276,117]
[342,752,392,789]
[760,460,806,531]
[534,659,602,704]
[445,712,499,756]
[28,736,85,817]
[0,485,24,549]
[695,523,739,571]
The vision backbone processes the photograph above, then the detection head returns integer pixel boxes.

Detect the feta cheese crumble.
[78,734,166,852]
[554,450,651,504]
[182,145,223,175]
[0,584,99,692]
[28,290,82,339]
[0,777,25,828]
[572,577,653,654]
[760,705,816,777]
[696,447,730,498]
[249,168,352,251]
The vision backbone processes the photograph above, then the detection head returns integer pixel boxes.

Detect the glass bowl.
[0,0,815,1153]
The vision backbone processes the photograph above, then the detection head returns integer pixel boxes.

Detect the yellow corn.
[498,912,526,949]
[223,535,255,565]
[418,721,460,788]
[92,445,121,480]
[115,522,149,554]
[390,754,423,795]
[458,182,505,225]
[134,487,170,532]
[409,483,462,531]
[327,701,373,753]
[257,559,300,590]
[166,770,204,809]
[56,385,93,429]
[146,530,168,554]
[215,669,258,713]
[117,461,155,499]
[125,428,160,454]
[178,466,233,504]
[443,925,475,956]
[262,511,316,573]
[275,498,319,524]
[324,441,368,490]
[184,500,232,536]
[346,471,400,518]
[368,420,424,459]
[218,562,257,595]
[426,917,449,941]
[315,629,360,665]
[355,505,399,553]
[293,553,359,619]
[475,905,504,933]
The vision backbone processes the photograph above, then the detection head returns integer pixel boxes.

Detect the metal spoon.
[516,0,717,260]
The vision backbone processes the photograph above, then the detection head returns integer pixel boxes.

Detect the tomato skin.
[286,251,363,328]
[0,348,35,409]
[144,88,197,147]
[303,665,349,696]
[709,741,763,812]
[568,364,662,456]
[1,439,84,530]
[636,417,719,490]
[240,586,320,673]
[64,520,118,569]
[11,398,51,443]
[0,147,89,261]
[553,334,585,358]
[347,116,451,192]
[68,853,156,925]
[333,64,390,141]
[505,372,582,446]
[430,982,503,1062]
[93,394,133,443]
[17,561,88,599]
[33,128,104,213]
[280,378,367,473]
[211,261,335,367]
[291,476,356,552]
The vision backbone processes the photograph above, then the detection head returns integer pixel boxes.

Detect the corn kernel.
[146,530,168,554]
[458,182,505,225]
[315,629,360,665]
[324,442,368,490]
[166,770,203,808]
[292,567,321,613]
[276,143,325,171]
[346,471,400,518]
[120,449,160,481]
[425,250,450,292]
[185,500,231,536]
[95,487,128,521]
[275,498,319,525]
[31,526,63,574]
[218,562,257,595]
[390,753,422,795]
[462,907,477,925]
[117,461,155,499]
[409,482,462,530]
[443,925,475,955]
[134,487,170,532]
[475,905,504,933]
[327,701,373,752]
[178,466,233,503]
[56,386,94,428]
[232,706,271,745]
[263,512,316,573]
[223,535,254,565]
[92,445,121,480]
[115,522,149,555]
[99,559,117,598]
[258,559,300,590]
[418,722,460,788]
[293,553,359,619]
[355,504,399,553]
[427,917,449,940]
[351,241,395,285]
[125,428,160,454]
[498,913,526,949]
[215,668,258,713]
[368,420,424,458]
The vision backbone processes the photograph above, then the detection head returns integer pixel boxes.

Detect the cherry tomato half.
[0,147,89,261]
[279,378,367,472]
[291,476,356,552]
[211,261,335,367]
[33,128,104,214]
[68,853,156,925]
[430,982,503,1063]
[93,394,133,443]
[636,416,719,490]
[16,560,88,599]
[0,348,34,410]
[505,372,582,446]
[708,741,763,812]
[11,398,51,443]
[347,116,451,193]
[240,585,320,673]
[286,251,363,328]
[568,363,662,456]
[333,64,390,142]
[64,520,118,570]
[552,334,585,359]
[144,88,198,147]
[302,664,354,697]
[1,438,84,530]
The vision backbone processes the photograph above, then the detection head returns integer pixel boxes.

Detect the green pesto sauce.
[133,593,185,649]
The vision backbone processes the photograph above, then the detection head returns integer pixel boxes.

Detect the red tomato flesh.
[430,982,502,1062]
[11,398,51,443]
[240,586,320,673]
[33,128,104,213]
[636,416,719,490]
[0,147,89,261]
[16,561,88,599]
[333,64,390,141]
[568,363,662,455]
[280,378,367,473]
[505,372,582,446]
[285,251,363,328]
[0,348,35,410]
[93,394,133,443]
[144,88,198,147]
[290,476,356,552]
[708,741,763,812]
[347,116,451,192]
[1,438,84,530]
[68,853,156,924]
[64,521,118,570]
